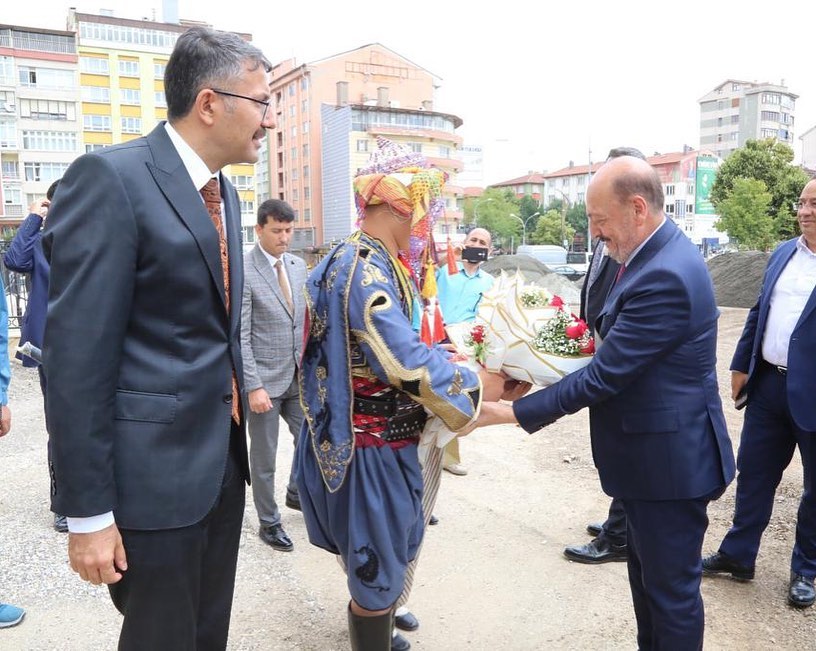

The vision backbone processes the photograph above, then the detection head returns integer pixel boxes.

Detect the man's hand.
[28,199,49,218]
[458,401,517,437]
[731,371,748,401]
[501,380,532,402]
[478,369,509,402]
[248,388,273,414]
[0,405,11,437]
[68,523,127,585]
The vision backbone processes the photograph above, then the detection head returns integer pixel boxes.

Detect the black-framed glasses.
[211,88,271,122]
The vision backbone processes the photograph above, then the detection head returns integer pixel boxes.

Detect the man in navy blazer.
[43,28,273,649]
[703,178,816,609]
[471,156,735,649]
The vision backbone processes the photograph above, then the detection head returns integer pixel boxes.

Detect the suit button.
[223,394,233,403]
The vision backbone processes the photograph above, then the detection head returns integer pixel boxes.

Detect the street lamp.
[508,211,540,247]
[553,189,571,250]
[472,197,493,227]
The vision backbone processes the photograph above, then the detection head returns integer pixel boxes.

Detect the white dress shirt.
[68,123,221,534]
[762,237,816,367]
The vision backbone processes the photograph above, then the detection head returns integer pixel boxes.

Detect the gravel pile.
[482,254,581,306]
[707,251,769,309]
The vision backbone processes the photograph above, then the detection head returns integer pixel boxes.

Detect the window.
[120,89,141,105]
[289,105,295,118]
[82,86,111,103]
[410,143,422,153]
[1,160,18,179]
[18,66,75,89]
[304,208,310,221]
[731,114,739,124]
[118,60,140,77]
[302,121,309,134]
[242,226,255,243]
[301,99,308,114]
[121,117,142,134]
[761,111,780,122]
[290,146,297,161]
[154,62,166,79]
[577,192,584,203]
[240,200,254,214]
[760,128,777,139]
[20,99,75,121]
[561,177,569,187]
[304,186,310,200]
[301,77,308,91]
[155,91,166,107]
[356,139,369,153]
[302,143,309,157]
[80,56,109,75]
[439,146,450,158]
[78,21,180,49]
[22,130,77,151]
[288,84,295,97]
[292,189,298,202]
[665,204,674,214]
[290,126,296,138]
[230,175,253,189]
[291,167,299,181]
[762,93,781,105]
[0,122,18,148]
[84,115,112,131]
[3,186,22,205]
[303,165,309,179]
[24,161,69,182]
[85,143,107,153]
[0,56,14,85]
[665,185,675,196]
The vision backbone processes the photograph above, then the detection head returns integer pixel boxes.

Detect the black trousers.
[109,423,246,651]
[601,497,627,545]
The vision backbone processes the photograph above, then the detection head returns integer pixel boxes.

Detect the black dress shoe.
[701,552,754,581]
[586,522,603,537]
[285,493,302,512]
[428,514,439,526]
[391,631,411,651]
[394,610,419,631]
[788,574,816,608]
[259,524,293,551]
[564,537,627,564]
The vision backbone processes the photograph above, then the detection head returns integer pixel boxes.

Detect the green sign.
[695,156,718,215]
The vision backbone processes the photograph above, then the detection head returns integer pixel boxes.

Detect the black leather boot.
[347,603,393,651]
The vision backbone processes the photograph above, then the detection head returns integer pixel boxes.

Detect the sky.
[4,0,814,185]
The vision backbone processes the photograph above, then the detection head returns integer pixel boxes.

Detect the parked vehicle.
[551,265,586,281]
[566,251,591,274]
[516,244,567,269]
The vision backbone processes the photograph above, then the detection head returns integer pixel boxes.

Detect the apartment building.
[262,43,464,248]
[699,79,797,159]
[0,24,80,224]
[68,9,259,242]
[801,124,816,172]
[491,149,727,248]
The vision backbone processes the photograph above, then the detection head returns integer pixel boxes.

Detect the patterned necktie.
[200,177,240,424]
[587,241,606,288]
[276,258,294,313]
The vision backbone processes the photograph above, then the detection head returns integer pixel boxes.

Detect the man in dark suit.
[564,147,645,565]
[241,199,306,552]
[4,179,63,532]
[470,156,736,649]
[42,27,273,650]
[703,178,816,609]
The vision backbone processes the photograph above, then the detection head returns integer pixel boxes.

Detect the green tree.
[462,188,520,250]
[530,210,574,245]
[710,139,810,244]
[519,194,542,233]
[565,202,587,237]
[715,178,775,251]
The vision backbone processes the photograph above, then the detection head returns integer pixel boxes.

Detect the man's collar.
[625,216,667,267]
[164,122,216,192]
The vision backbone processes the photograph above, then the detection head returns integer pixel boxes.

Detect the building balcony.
[1,204,24,218]
[427,156,463,173]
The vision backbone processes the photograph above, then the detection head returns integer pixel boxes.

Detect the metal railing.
[0,240,30,330]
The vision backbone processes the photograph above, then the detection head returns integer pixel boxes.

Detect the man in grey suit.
[42,27,273,650]
[241,199,306,552]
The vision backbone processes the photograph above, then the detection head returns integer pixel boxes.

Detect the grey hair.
[164,26,270,121]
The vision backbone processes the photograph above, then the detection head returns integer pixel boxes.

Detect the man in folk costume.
[296,137,513,650]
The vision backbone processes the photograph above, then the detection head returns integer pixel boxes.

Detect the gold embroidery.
[361,262,389,287]
[311,311,327,340]
[352,290,478,431]
[447,368,464,396]
[326,266,339,292]
[316,366,327,381]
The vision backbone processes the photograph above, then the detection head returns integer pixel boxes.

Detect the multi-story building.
[699,79,797,159]
[68,9,259,242]
[262,43,464,248]
[491,149,727,248]
[0,23,80,225]
[800,124,816,172]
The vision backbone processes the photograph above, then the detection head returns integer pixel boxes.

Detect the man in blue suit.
[4,179,63,532]
[470,156,735,649]
[43,27,272,649]
[703,178,816,609]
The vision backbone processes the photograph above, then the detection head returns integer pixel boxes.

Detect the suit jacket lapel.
[145,126,225,308]
[221,175,243,333]
[253,245,292,317]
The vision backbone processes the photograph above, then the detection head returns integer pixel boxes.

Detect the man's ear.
[193,88,218,126]
[632,195,648,222]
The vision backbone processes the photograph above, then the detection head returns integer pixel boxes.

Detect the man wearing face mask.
[435,227,494,478]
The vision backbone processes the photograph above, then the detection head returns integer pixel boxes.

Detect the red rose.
[565,320,588,340]
[580,338,596,355]
[470,325,485,343]
[550,295,564,308]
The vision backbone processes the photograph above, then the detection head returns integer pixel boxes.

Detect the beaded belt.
[353,395,427,442]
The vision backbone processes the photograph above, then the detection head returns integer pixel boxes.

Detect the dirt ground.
[2,306,815,650]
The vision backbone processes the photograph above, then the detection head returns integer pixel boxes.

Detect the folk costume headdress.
[353,137,448,343]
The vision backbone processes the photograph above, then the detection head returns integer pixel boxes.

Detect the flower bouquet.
[446,271,594,387]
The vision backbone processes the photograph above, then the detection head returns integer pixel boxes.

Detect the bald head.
[465,228,492,249]
[587,156,664,264]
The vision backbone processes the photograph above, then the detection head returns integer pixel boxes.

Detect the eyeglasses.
[211,88,271,122]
